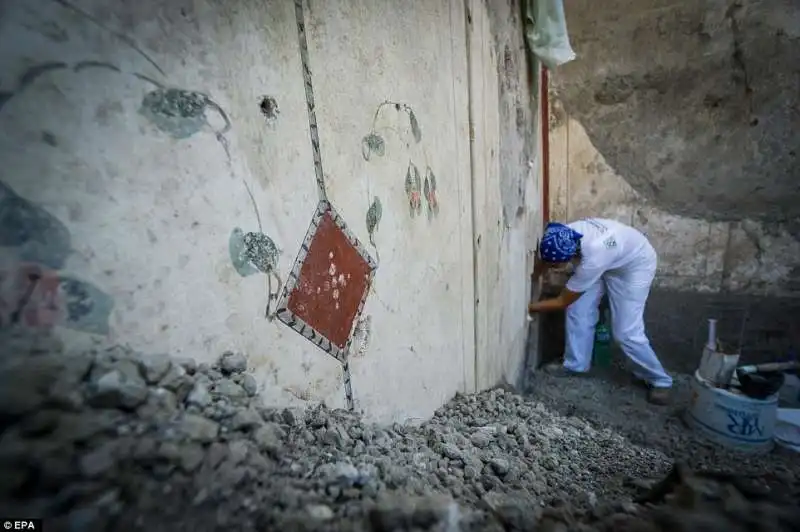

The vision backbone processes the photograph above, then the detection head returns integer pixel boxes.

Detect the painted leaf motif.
[56,275,114,335]
[404,164,414,195]
[229,227,258,277]
[0,180,72,269]
[427,166,437,192]
[140,88,208,139]
[408,110,422,143]
[243,231,279,273]
[369,133,385,156]
[425,166,439,216]
[412,163,422,213]
[361,137,371,161]
[412,163,422,189]
[143,88,207,118]
[362,133,385,161]
[366,196,382,235]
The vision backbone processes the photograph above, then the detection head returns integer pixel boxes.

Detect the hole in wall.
[259,96,280,122]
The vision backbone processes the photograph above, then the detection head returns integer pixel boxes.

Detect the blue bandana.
[540,222,583,263]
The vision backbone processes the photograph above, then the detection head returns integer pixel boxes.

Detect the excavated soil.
[1,330,798,531]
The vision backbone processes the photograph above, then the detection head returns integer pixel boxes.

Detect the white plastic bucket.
[775,408,800,452]
[685,370,778,453]
[779,374,800,407]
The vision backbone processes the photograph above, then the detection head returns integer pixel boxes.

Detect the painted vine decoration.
[361,100,422,161]
[360,100,440,283]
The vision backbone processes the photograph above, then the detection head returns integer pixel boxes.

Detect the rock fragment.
[219,352,247,374]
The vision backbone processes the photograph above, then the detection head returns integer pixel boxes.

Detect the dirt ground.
[525,362,800,494]
[2,328,799,531]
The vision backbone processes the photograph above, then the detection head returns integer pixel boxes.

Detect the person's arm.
[528,254,604,314]
[528,288,582,313]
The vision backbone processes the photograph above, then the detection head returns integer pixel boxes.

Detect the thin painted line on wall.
[293,0,355,411]
[464,0,480,393]
[294,0,328,202]
[52,0,165,77]
[447,0,468,394]
[479,1,491,385]
[342,359,355,411]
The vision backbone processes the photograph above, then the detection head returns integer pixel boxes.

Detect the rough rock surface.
[553,0,800,223]
[0,331,798,531]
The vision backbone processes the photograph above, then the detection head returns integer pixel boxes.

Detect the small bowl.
[736,369,785,400]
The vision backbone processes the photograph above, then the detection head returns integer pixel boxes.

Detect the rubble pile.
[0,338,797,531]
[573,463,800,532]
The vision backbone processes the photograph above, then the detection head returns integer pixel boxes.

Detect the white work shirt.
[565,218,655,293]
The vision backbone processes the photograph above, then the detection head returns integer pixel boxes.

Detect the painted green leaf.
[366,196,382,236]
[229,227,258,277]
[243,231,279,273]
[372,134,386,156]
[57,275,114,335]
[140,88,208,139]
[427,166,437,192]
[408,110,422,143]
[361,133,385,161]
[361,137,371,161]
[404,164,414,195]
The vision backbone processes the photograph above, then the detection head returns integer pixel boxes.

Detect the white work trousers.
[563,251,673,388]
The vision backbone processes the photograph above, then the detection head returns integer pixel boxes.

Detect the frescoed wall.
[0,0,541,422]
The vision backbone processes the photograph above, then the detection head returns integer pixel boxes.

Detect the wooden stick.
[738,361,800,374]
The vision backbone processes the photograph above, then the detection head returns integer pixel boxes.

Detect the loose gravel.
[525,363,800,486]
[0,330,798,531]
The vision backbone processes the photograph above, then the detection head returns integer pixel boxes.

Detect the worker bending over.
[528,218,673,405]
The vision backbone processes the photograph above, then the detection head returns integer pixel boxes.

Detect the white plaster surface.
[0,0,540,422]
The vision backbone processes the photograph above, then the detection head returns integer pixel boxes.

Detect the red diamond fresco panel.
[286,212,371,350]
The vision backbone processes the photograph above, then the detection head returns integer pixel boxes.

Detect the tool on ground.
[698,318,740,387]
[737,361,800,374]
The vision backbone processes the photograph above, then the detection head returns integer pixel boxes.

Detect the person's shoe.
[542,363,585,378]
[647,387,671,405]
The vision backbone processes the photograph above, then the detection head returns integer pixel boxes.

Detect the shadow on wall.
[0,181,113,334]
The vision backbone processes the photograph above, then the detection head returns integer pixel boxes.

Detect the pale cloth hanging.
[525,0,576,69]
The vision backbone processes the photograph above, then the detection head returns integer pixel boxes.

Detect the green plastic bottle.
[593,310,612,368]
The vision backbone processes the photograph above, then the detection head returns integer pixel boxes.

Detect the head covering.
[540,222,583,263]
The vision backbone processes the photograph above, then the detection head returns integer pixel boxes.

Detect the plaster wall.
[470,0,542,391]
[0,0,540,422]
